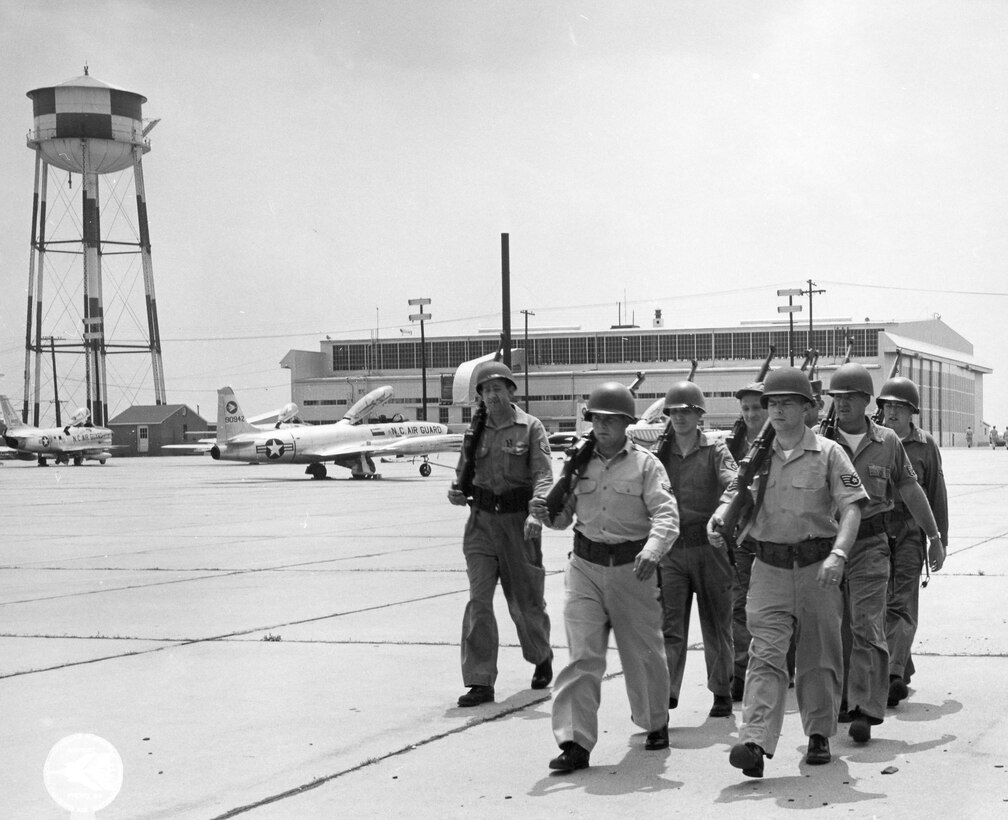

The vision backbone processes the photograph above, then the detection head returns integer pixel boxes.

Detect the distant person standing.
[965,426,973,448]
[655,382,738,718]
[531,382,679,772]
[990,426,999,449]
[878,378,948,708]
[823,363,944,744]
[447,361,554,707]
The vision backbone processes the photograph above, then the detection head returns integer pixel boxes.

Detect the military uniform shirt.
[662,430,738,528]
[459,404,553,498]
[748,426,868,543]
[551,437,679,558]
[835,418,918,520]
[893,424,949,542]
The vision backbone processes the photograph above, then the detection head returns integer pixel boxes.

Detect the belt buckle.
[493,498,501,513]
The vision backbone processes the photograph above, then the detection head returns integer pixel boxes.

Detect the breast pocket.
[612,479,643,498]
[574,478,598,496]
[502,440,530,482]
[783,470,826,513]
[866,464,890,500]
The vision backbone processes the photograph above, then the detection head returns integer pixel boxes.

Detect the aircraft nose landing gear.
[419,461,432,477]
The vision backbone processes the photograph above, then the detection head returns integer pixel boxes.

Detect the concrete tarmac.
[1,448,1006,818]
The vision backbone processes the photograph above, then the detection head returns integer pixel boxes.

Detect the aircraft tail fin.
[0,395,27,430]
[217,387,257,441]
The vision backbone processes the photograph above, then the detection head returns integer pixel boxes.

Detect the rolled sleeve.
[527,418,555,498]
[640,452,679,559]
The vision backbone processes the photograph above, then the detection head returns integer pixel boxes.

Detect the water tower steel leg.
[132,149,166,404]
[81,146,108,426]
[31,160,50,427]
[23,152,42,425]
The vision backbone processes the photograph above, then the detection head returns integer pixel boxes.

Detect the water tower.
[23,67,166,427]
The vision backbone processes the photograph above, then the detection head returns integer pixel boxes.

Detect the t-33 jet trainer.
[0,395,114,465]
[210,386,463,479]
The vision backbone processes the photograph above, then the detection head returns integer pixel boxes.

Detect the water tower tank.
[22,68,165,429]
[26,71,149,174]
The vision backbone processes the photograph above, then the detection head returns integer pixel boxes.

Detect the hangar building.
[282,316,989,448]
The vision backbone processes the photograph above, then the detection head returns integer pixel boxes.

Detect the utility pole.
[801,279,826,351]
[501,234,512,367]
[408,298,431,421]
[520,309,534,412]
[777,288,803,366]
[47,335,62,426]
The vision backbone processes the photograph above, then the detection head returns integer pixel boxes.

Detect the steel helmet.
[877,376,920,413]
[584,382,637,422]
[734,381,764,401]
[827,362,874,397]
[663,381,706,414]
[760,367,815,407]
[474,361,517,394]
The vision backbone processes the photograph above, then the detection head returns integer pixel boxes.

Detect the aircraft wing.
[162,439,215,454]
[304,433,463,461]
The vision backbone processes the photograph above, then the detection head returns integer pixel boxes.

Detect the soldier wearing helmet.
[530,381,679,772]
[725,380,779,703]
[654,381,738,719]
[447,361,555,707]
[823,362,944,744]
[708,366,868,776]
[877,376,949,709]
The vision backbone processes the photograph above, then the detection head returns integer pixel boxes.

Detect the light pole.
[408,298,431,421]
[521,309,534,412]
[777,288,803,366]
[801,279,826,351]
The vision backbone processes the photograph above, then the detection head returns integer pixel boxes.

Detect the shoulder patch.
[840,473,862,488]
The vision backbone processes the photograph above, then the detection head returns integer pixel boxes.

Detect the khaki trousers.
[552,555,669,752]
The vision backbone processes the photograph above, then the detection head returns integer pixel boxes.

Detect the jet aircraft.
[0,396,114,466]
[210,386,462,479]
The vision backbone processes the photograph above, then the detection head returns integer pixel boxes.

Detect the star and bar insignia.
[256,438,291,460]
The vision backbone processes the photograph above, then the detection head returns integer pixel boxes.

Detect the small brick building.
[108,404,209,457]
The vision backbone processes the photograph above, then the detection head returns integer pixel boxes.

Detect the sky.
[1,0,1006,426]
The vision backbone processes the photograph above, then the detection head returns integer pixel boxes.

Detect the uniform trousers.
[732,544,797,687]
[739,559,844,756]
[885,521,925,683]
[552,555,669,752]
[461,507,551,687]
[659,541,734,701]
[841,533,891,723]
[731,545,755,685]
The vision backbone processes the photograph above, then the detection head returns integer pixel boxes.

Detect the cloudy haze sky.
[1,1,1006,424]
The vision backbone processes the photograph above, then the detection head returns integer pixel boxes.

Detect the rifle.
[452,401,487,497]
[543,432,596,524]
[714,418,776,552]
[729,345,776,455]
[654,359,700,464]
[818,338,855,440]
[871,348,903,424]
[799,348,813,372]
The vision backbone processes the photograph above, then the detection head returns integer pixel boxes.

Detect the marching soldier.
[447,361,554,707]
[655,382,737,717]
[824,363,945,743]
[878,376,949,707]
[726,382,768,701]
[530,382,678,772]
[709,367,867,777]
